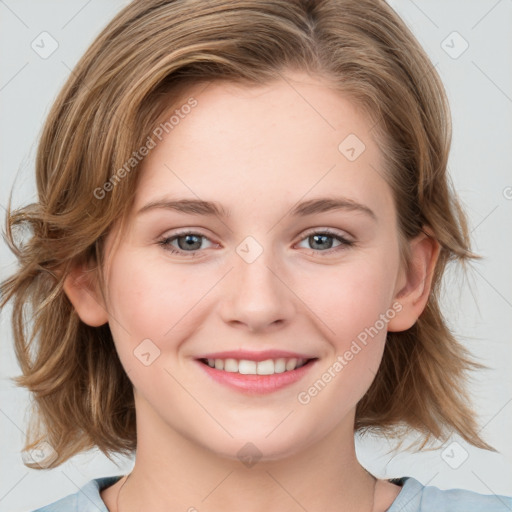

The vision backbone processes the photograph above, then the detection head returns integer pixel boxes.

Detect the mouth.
[195,356,318,394]
[198,357,314,375]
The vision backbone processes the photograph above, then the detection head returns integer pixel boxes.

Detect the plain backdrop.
[1,1,511,510]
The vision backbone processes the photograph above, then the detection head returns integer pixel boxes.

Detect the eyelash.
[157,228,355,257]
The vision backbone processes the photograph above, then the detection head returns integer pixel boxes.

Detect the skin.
[65,71,439,512]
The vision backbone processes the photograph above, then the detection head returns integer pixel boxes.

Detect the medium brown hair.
[1,0,492,469]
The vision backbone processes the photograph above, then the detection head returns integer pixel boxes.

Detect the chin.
[202,427,316,465]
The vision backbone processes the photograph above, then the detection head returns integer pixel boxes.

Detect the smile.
[199,357,310,375]
[196,356,318,394]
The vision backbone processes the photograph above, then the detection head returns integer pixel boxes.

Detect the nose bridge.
[219,235,295,332]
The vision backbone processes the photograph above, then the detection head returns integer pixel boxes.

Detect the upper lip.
[196,350,317,362]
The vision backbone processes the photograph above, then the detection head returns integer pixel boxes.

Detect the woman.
[2,1,510,510]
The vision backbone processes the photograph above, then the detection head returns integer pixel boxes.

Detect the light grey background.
[1,1,511,510]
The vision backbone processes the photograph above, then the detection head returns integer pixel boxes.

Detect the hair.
[1,0,493,469]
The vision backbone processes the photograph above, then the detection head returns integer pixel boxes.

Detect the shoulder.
[387,476,512,512]
[31,476,123,512]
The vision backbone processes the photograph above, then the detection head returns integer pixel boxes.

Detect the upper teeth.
[205,358,306,375]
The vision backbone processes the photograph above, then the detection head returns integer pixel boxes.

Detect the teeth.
[274,358,286,373]
[238,360,257,374]
[256,359,274,375]
[224,358,238,372]
[285,358,298,371]
[204,357,307,375]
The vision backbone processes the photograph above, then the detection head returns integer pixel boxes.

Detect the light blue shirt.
[31,475,512,511]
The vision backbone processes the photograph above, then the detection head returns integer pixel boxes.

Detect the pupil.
[179,234,201,250]
[311,234,332,250]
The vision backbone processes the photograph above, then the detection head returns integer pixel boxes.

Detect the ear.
[387,228,440,332]
[63,262,109,327]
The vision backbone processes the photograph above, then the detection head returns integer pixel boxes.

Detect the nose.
[218,246,296,333]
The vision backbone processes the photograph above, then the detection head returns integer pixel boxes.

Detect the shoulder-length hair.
[1,0,492,468]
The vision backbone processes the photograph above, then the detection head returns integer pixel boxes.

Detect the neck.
[112,395,377,512]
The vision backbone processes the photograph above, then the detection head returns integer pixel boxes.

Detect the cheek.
[293,260,397,416]
[109,268,168,333]
[292,250,400,409]
[297,253,399,346]
[103,251,177,354]
[104,250,218,363]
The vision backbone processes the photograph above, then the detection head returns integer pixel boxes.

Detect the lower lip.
[196,359,317,394]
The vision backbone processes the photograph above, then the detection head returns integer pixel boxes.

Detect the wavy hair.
[1,0,492,468]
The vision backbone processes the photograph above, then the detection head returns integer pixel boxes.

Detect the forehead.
[132,73,392,223]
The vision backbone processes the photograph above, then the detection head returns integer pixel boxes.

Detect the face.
[97,72,408,461]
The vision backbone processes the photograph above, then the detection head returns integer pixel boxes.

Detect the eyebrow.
[137,198,229,218]
[136,197,376,221]
[291,197,376,220]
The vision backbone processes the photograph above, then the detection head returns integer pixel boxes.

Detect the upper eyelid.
[161,228,353,249]
[161,231,217,248]
[299,227,353,240]
[161,227,351,239]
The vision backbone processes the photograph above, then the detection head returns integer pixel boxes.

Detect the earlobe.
[63,264,109,327]
[387,229,440,332]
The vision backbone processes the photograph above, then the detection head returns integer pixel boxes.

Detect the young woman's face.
[102,72,406,460]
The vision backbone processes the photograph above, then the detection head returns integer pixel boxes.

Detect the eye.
[158,228,354,258]
[158,231,216,256]
[296,229,354,255]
